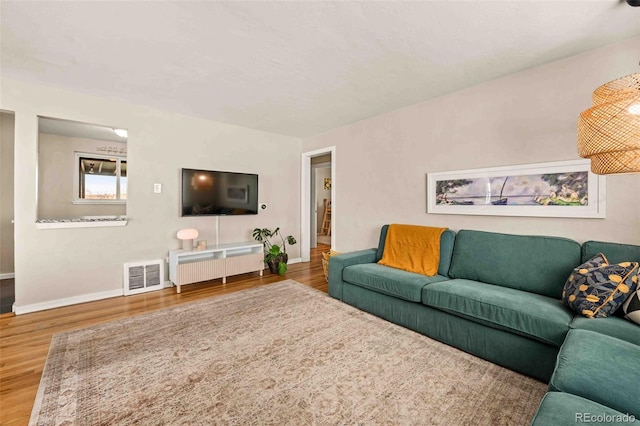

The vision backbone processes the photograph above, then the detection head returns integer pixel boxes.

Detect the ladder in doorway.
[320,199,332,236]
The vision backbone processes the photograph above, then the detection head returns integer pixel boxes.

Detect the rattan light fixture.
[577,72,640,175]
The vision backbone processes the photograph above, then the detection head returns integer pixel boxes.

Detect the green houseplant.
[252,227,297,275]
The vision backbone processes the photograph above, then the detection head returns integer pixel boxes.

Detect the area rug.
[31,280,546,425]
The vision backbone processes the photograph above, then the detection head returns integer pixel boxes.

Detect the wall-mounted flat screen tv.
[181,168,258,216]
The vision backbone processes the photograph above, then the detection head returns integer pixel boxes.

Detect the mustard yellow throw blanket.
[378,224,447,276]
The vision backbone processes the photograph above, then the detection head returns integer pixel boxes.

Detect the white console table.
[168,241,264,293]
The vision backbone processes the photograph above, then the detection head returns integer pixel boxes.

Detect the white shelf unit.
[169,241,264,293]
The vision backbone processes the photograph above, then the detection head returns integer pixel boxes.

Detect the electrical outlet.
[154,183,162,193]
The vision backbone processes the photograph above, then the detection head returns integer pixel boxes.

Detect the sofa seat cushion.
[570,315,640,346]
[531,392,640,426]
[343,263,448,302]
[421,279,573,346]
[549,329,640,419]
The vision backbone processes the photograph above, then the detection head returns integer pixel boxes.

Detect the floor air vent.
[123,260,165,296]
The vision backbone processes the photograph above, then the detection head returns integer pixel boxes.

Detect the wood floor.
[0,245,330,426]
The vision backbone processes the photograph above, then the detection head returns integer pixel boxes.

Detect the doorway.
[301,146,335,262]
[0,111,16,313]
[311,157,331,249]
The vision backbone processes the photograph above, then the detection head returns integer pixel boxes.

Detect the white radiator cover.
[123,260,165,296]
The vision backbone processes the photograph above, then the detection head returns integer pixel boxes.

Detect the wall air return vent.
[123,260,165,296]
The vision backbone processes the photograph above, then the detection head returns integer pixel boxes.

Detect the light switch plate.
[154,183,162,193]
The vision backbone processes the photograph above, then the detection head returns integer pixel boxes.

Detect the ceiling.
[2,1,640,138]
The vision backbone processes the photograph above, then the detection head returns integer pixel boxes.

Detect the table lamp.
[177,228,199,250]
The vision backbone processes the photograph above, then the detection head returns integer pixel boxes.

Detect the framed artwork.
[427,159,605,218]
[324,178,332,190]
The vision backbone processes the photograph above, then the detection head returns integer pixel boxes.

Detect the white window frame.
[73,152,127,205]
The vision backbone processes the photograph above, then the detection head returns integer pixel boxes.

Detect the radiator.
[123,260,165,296]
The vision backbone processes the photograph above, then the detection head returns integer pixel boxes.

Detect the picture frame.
[426,159,605,218]
[324,178,332,190]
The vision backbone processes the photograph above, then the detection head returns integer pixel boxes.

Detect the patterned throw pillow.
[622,287,640,325]
[562,253,639,319]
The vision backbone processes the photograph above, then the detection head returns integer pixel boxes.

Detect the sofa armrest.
[328,248,377,300]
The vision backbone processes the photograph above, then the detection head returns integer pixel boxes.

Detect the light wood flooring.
[0,244,330,426]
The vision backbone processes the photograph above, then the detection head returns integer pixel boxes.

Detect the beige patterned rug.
[31,280,546,425]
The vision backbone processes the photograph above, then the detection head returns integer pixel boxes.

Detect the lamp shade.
[577,73,640,175]
[177,228,198,250]
[177,228,199,240]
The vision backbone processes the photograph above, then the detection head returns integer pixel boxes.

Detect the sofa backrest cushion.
[582,240,640,264]
[448,230,581,298]
[376,224,456,277]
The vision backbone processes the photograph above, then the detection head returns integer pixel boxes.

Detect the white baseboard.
[14,289,123,315]
[12,267,300,315]
[0,273,15,280]
[288,257,303,264]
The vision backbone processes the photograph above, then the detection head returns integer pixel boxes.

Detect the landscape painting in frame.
[427,160,605,218]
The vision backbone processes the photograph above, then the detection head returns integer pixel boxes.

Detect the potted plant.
[252,227,297,275]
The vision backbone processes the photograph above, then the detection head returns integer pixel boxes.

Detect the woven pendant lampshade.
[577,72,640,175]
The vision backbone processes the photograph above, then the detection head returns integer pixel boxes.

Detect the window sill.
[35,217,128,229]
[71,200,126,205]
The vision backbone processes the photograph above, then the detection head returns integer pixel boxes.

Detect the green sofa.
[328,226,640,425]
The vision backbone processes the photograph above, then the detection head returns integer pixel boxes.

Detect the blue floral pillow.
[562,253,639,318]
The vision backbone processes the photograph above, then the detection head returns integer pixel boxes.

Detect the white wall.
[304,37,640,252]
[5,37,640,311]
[0,112,15,275]
[1,79,301,312]
[38,133,127,218]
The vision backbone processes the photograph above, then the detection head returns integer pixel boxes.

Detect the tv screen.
[181,168,258,216]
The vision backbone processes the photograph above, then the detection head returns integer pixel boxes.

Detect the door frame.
[301,146,335,262]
